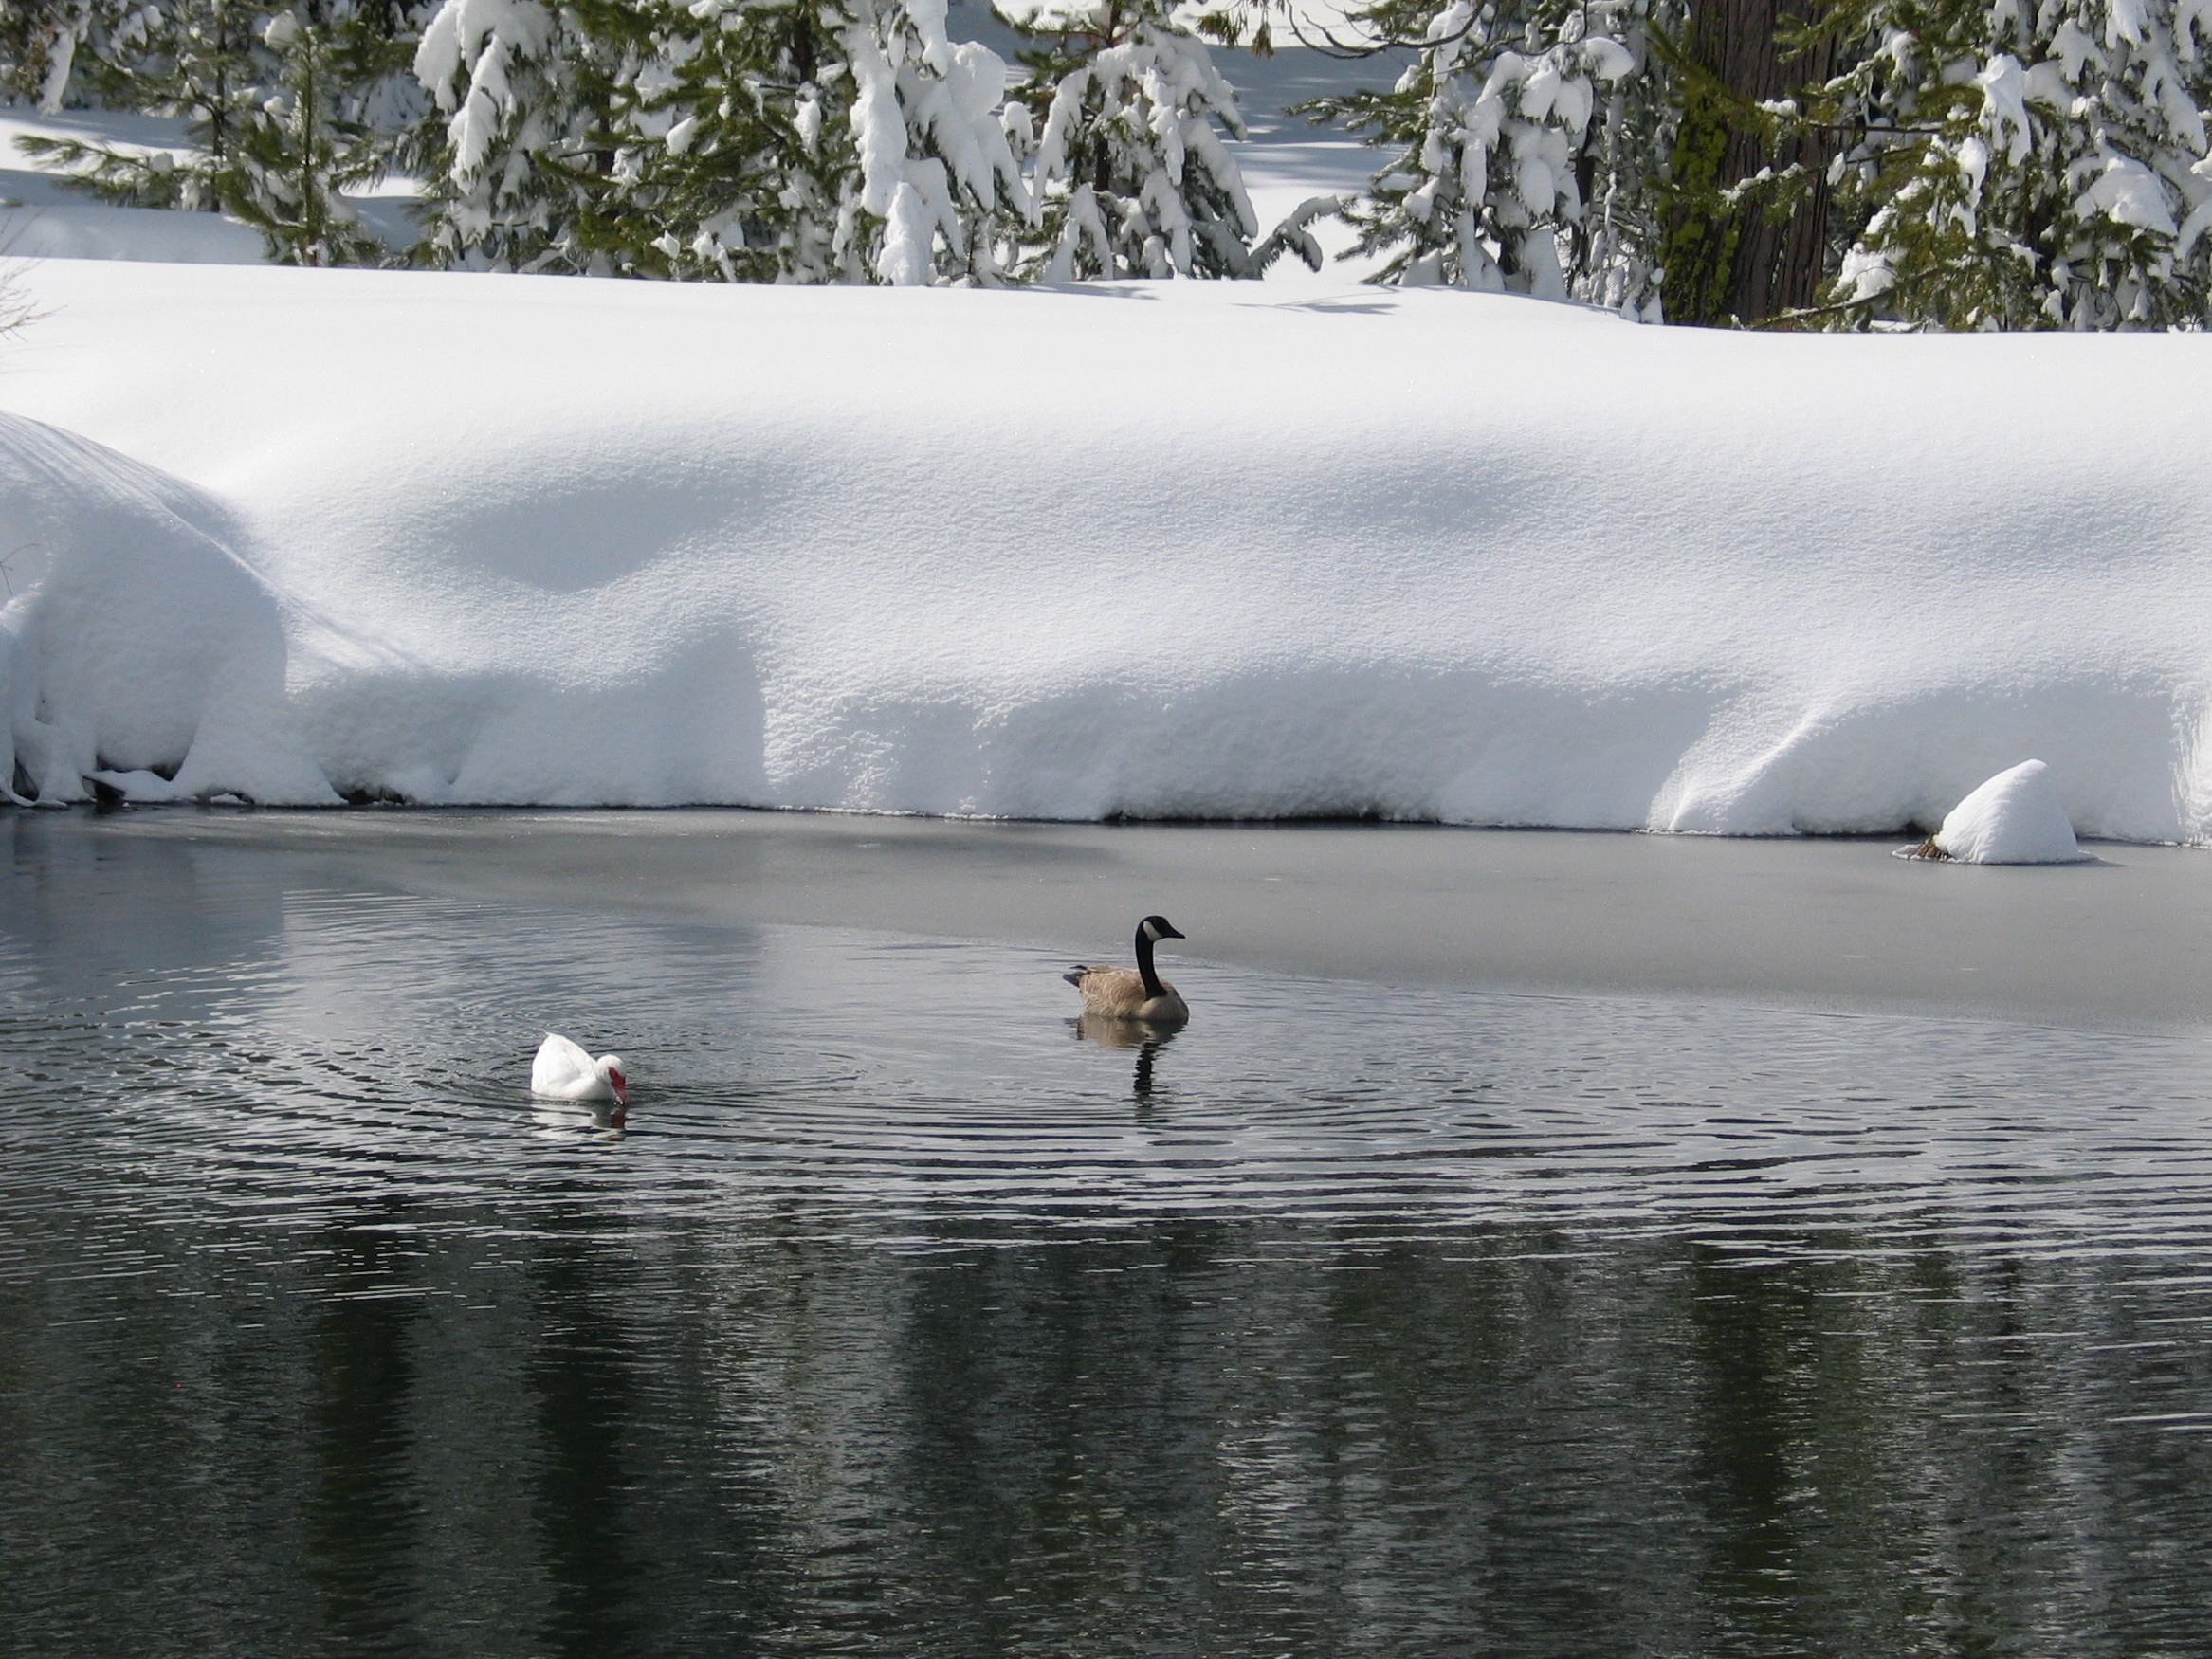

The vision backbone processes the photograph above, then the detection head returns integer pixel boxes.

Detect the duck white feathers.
[531,1032,629,1104]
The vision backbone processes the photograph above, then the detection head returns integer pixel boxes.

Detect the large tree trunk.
[1662,0,1837,326]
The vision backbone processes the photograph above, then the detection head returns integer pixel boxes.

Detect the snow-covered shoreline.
[5,257,2212,839]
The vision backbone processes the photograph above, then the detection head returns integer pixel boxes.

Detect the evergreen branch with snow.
[1299,0,1670,314]
[1793,0,2212,329]
[11,0,422,266]
[1005,0,1259,280]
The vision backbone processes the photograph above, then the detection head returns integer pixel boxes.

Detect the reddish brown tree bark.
[1663,0,1837,325]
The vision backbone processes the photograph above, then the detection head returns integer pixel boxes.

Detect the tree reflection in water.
[10,1206,2210,1658]
[7,826,2212,1658]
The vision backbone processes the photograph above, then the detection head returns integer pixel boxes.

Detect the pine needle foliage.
[14,1,265,210]
[233,5,401,263]
[410,0,614,270]
[1296,0,1674,313]
[1796,0,2212,329]
[1,0,145,109]
[595,0,852,282]
[831,0,1033,284]
[12,0,2212,324]
[1652,13,1839,326]
[15,1,410,264]
[1005,0,1260,279]
[411,0,1030,282]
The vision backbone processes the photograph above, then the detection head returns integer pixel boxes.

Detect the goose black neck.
[1134,923,1165,999]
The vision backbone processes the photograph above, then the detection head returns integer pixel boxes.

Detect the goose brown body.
[1064,915,1190,1023]
[1065,965,1189,1022]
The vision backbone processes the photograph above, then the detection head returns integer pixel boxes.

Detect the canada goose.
[1064,915,1189,1022]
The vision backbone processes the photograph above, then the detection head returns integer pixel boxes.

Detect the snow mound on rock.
[1930,760,2089,865]
[0,411,337,807]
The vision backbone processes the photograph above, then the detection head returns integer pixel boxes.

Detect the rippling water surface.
[6,818,2212,1658]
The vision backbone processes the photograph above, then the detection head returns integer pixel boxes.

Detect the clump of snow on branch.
[410,0,1032,283]
[412,0,594,271]
[1811,0,2212,328]
[11,0,405,267]
[1007,0,1261,279]
[846,0,1033,283]
[1303,0,1667,314]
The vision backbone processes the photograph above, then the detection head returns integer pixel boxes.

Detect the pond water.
[5,813,2212,1658]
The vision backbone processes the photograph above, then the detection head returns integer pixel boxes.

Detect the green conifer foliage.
[412,0,1028,283]
[600,0,849,282]
[14,1,260,208]
[16,1,406,264]
[1653,0,1838,324]
[411,0,613,270]
[1006,0,1258,279]
[833,0,1033,283]
[4,0,146,109]
[616,0,1030,284]
[1301,0,1672,313]
[1801,0,2212,328]
[232,5,398,261]
[1,0,94,106]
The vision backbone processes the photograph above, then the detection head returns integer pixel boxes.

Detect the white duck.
[531,1032,629,1105]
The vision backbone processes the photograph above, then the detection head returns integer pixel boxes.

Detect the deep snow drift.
[3,258,2212,837]
[0,410,334,806]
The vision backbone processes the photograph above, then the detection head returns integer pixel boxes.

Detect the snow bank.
[1927,760,2089,864]
[3,259,2212,839]
[0,410,336,805]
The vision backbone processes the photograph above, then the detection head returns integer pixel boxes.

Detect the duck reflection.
[530,1099,629,1139]
[1073,1015,1182,1107]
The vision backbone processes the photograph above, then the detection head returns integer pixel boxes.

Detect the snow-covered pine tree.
[410,0,611,269]
[1309,0,2212,326]
[2,0,69,105]
[0,2,51,104]
[15,1,411,263]
[1299,0,1665,312]
[832,0,1034,283]
[1,0,126,109]
[607,0,1030,284]
[574,0,816,282]
[228,4,400,263]
[414,0,1026,283]
[1801,0,2212,329]
[14,2,259,210]
[1003,0,1260,279]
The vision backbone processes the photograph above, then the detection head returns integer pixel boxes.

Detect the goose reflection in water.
[1073,1015,1181,1106]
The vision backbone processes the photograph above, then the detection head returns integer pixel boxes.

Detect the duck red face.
[607,1066,630,1105]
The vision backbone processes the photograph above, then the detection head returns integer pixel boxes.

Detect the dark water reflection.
[4,817,2212,1657]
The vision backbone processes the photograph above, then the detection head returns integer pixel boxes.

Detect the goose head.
[1139,915,1185,942]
